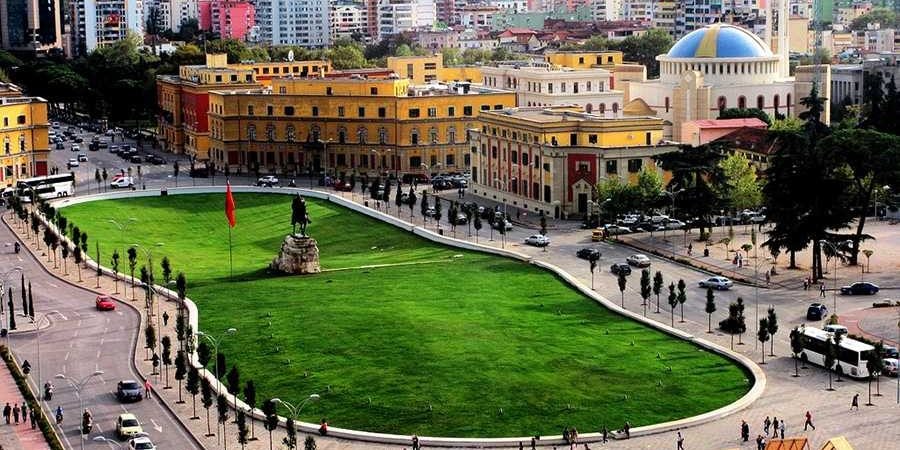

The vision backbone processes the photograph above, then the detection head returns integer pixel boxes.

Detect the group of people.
[2,402,36,429]
[802,277,827,297]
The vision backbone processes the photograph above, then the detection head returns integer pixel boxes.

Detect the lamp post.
[19,311,64,404]
[196,328,237,392]
[107,218,138,249]
[372,148,394,179]
[0,266,24,347]
[820,240,840,314]
[317,138,334,181]
[661,187,685,253]
[56,370,104,450]
[272,393,321,423]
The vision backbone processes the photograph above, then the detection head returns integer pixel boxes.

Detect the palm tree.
[174,351,187,403]
[61,244,70,275]
[705,288,716,333]
[653,271,663,313]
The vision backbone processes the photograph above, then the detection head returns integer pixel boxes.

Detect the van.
[591,228,604,242]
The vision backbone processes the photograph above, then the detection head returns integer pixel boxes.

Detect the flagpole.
[228,226,233,279]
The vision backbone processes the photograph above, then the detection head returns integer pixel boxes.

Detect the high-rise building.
[156,0,198,32]
[198,0,254,40]
[254,0,330,47]
[71,0,144,55]
[376,0,435,40]
[675,0,723,36]
[0,0,63,53]
[331,1,368,41]
[592,0,620,22]
[0,83,50,187]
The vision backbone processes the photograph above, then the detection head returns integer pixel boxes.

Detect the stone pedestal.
[270,235,321,274]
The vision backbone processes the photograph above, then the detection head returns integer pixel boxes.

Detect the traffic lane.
[2,225,200,450]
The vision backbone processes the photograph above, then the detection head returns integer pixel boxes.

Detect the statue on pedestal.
[292,194,311,237]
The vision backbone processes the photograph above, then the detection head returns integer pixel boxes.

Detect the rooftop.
[483,106,659,124]
[688,118,768,129]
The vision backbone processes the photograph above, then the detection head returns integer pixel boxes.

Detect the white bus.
[16,173,75,201]
[799,326,876,379]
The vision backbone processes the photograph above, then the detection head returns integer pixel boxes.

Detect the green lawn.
[64,193,750,437]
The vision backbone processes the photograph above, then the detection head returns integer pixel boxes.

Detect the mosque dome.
[666,24,773,59]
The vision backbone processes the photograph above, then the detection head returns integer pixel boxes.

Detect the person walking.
[804,411,815,431]
[12,404,19,424]
[19,404,26,426]
[756,435,765,450]
[779,420,786,439]
[601,426,608,443]
[764,416,771,435]
[144,379,152,399]
[623,421,630,439]
[765,271,771,285]
[741,420,750,442]
[162,311,169,326]
[676,431,685,450]
[3,403,10,424]
[851,393,859,410]
[29,408,36,430]
[803,279,809,290]
[820,282,826,298]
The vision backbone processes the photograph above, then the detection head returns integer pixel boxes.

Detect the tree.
[789,327,806,377]
[27,283,34,318]
[766,307,779,356]
[473,213,482,243]
[717,152,762,213]
[757,318,770,363]
[145,324,156,360]
[824,337,837,390]
[173,161,180,187]
[718,107,772,126]
[21,274,27,313]
[595,177,639,225]
[850,8,898,30]
[176,272,188,309]
[408,189,417,220]
[617,270,627,308]
[283,418,298,450]
[7,288,16,330]
[653,271,663,314]
[197,341,212,367]
[539,213,547,236]
[420,191,429,225]
[395,184,403,210]
[262,399,279,450]
[865,343,884,405]
[667,282,678,327]
[227,365,240,396]
[635,168,664,208]
[174,351,187,403]
[201,377,215,436]
[217,352,227,382]
[640,269,652,317]
[95,168,102,193]
[705,288,716,333]
[244,380,257,440]
[448,202,458,236]
[676,279,687,322]
[433,198,442,227]
[111,250,120,293]
[589,253,599,289]
[127,246,138,299]
[161,256,172,285]
[80,231,88,255]
[655,144,725,235]
[187,366,201,418]
[73,247,83,282]
[162,336,172,388]
[615,28,673,77]
[217,393,230,447]
[237,410,249,450]
[736,297,746,344]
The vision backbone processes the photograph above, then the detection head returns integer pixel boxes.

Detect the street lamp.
[196,328,237,392]
[0,266,24,346]
[56,370,104,450]
[372,148,394,178]
[107,218,138,248]
[272,394,321,422]
[661,187,685,251]
[317,138,334,180]
[19,311,64,404]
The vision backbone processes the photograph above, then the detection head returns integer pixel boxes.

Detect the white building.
[621,0,653,23]
[830,64,864,105]
[491,0,527,14]
[376,0,435,40]
[72,0,144,54]
[331,1,368,41]
[592,0,620,21]
[156,0,197,32]
[254,0,330,47]
[627,23,831,140]
[482,62,625,114]
[459,4,499,29]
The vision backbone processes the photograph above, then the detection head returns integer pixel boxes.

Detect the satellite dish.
[287,50,294,61]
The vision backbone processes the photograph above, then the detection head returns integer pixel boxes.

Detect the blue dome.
[666,24,773,58]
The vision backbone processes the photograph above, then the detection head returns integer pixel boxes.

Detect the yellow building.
[470,106,677,218]
[544,51,625,70]
[386,54,483,84]
[1,83,50,189]
[206,76,516,177]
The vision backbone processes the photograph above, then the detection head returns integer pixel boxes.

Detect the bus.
[799,326,876,379]
[16,173,75,201]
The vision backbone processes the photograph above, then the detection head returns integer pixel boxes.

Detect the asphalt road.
[1,218,202,450]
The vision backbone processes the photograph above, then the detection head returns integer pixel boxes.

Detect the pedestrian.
[756,435,764,450]
[771,416,779,438]
[763,416,771,435]
[623,421,630,439]
[562,426,570,444]
[779,420,785,439]
[803,279,809,290]
[741,420,750,442]
[412,435,419,450]
[12,404,19,424]
[570,427,578,446]
[29,409,36,430]
[676,431,685,450]
[820,282,826,298]
[3,403,10,424]
[162,311,169,326]
[765,271,771,285]
[687,243,693,255]
[19,404,25,425]
[851,393,859,410]
[518,441,523,450]
[144,379,152,399]
[531,436,537,450]
[601,426,608,443]
[804,411,815,430]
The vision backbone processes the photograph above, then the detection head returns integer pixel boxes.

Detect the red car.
[95,295,117,311]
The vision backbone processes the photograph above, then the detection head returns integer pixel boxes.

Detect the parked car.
[71,144,80,152]
[698,276,734,290]
[882,358,899,377]
[116,413,143,438]
[55,142,64,150]
[492,219,513,231]
[823,324,849,337]
[664,219,686,230]
[146,155,165,165]
[67,158,79,168]
[77,153,88,162]
[116,381,144,403]
[610,263,632,275]
[454,213,468,225]
[626,254,651,267]
[650,214,670,224]
[524,234,550,247]
[110,177,135,189]
[884,345,899,359]
[806,303,828,321]
[604,225,632,235]
[95,295,116,311]
[424,206,436,217]
[619,214,640,225]
[130,155,143,164]
[257,175,280,187]
[576,247,601,260]
[109,145,120,154]
[129,437,156,450]
[840,282,879,295]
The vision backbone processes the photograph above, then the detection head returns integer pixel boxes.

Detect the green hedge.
[0,345,65,450]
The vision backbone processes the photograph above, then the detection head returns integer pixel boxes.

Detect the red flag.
[225,182,236,228]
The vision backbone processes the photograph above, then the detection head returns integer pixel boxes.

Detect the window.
[578,57,584,64]
[428,107,437,118]
[326,87,333,96]
[588,134,598,144]
[370,87,378,95]
[569,133,578,146]
[738,96,747,109]
[338,106,345,117]
[481,105,490,111]
[646,132,652,145]
[573,83,579,93]
[357,127,367,144]
[267,105,273,116]
[378,107,387,118]
[561,82,566,93]
[665,97,670,113]
[612,103,619,114]
[358,107,366,118]
[494,104,503,110]
[774,95,780,114]
[247,124,257,141]
[464,106,473,116]
[429,127,439,144]
[409,108,420,118]
[446,154,455,166]
[448,127,456,144]
[266,124,276,141]
[627,159,642,173]
[409,156,421,168]
[511,151,518,164]
[411,129,419,145]
[534,154,541,168]
[279,86,287,94]
[577,162,589,172]
[379,127,388,144]
[424,62,437,70]
[312,106,319,117]
[284,106,295,116]
[717,96,727,110]
[521,152,529,166]
[286,125,296,142]
[338,128,347,144]
[544,185,551,202]
[448,106,455,117]
[757,95,765,109]
[599,103,606,114]
[247,105,254,116]
[587,81,592,92]
[606,160,617,174]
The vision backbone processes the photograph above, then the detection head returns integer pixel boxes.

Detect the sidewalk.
[0,358,51,450]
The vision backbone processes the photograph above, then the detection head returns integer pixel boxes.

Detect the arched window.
[665,97,670,112]
[448,127,457,144]
[266,124,276,141]
[586,103,593,113]
[757,95,764,110]
[429,127,439,144]
[357,127,367,144]
[337,127,347,144]
[247,124,257,141]
[599,103,606,114]
[612,102,619,114]
[286,125,296,142]
[309,125,321,142]
[774,95,781,114]
[738,96,746,109]
[786,93,792,115]
[717,96,727,111]
[378,127,388,144]
[411,128,419,145]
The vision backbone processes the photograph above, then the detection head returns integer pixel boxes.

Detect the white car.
[620,214,640,225]
[650,214,670,224]
[67,158,80,167]
[882,358,898,377]
[524,234,551,247]
[664,219,686,230]
[626,254,651,267]
[110,177,135,189]
[823,324,849,337]
[699,276,734,290]
[257,175,279,186]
